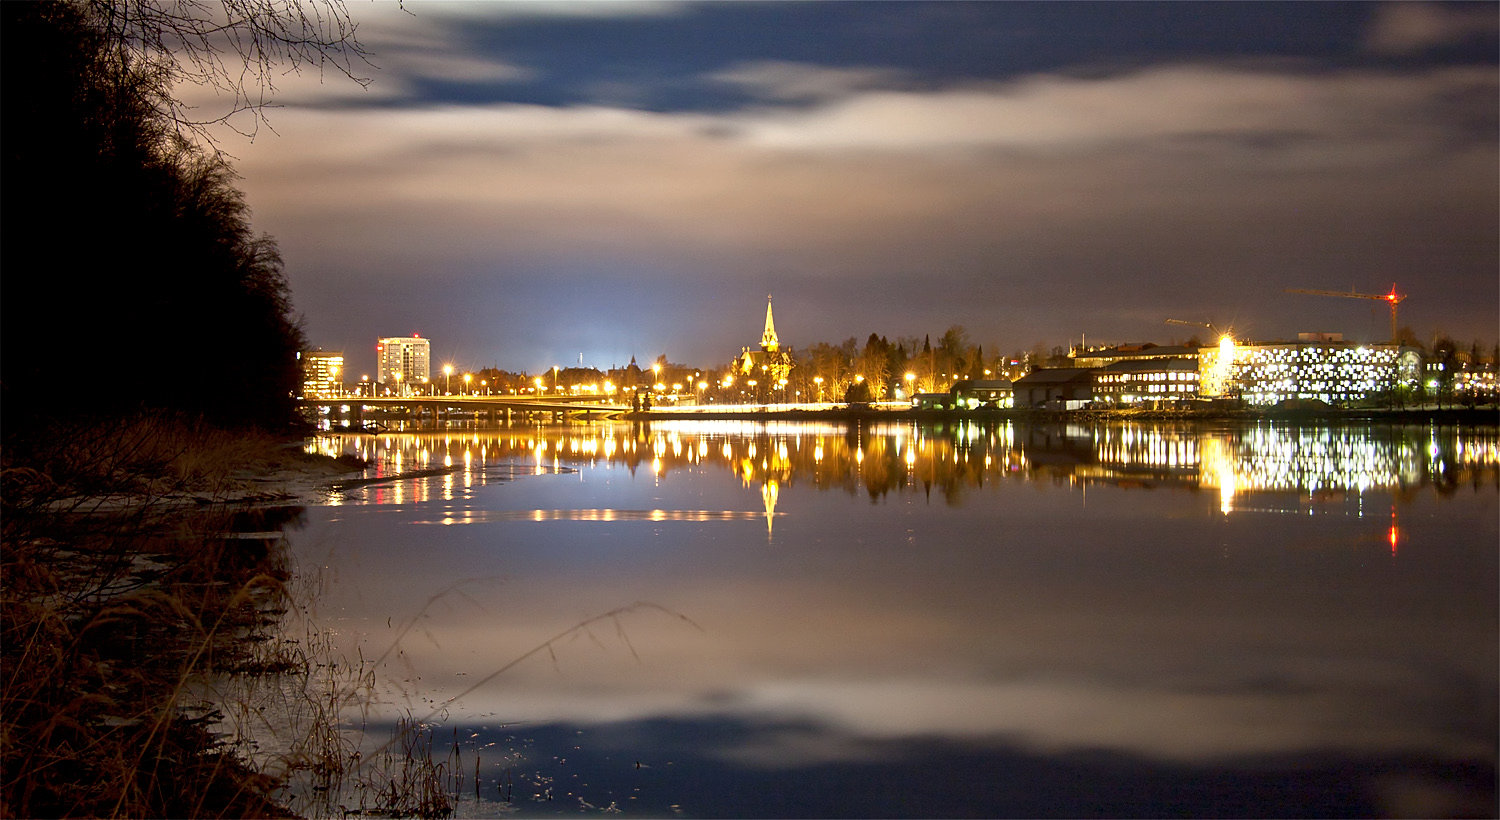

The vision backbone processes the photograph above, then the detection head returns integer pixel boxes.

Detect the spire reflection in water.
[286,419,1496,818]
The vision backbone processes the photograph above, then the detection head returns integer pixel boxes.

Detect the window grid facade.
[1094,361,1200,405]
[1203,343,1404,406]
[377,336,431,394]
[300,350,344,399]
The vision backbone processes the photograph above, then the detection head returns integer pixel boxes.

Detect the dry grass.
[4,413,674,818]
[0,413,349,818]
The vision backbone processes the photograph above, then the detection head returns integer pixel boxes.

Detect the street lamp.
[814,376,824,403]
[463,373,472,395]
[443,363,454,394]
[394,371,403,397]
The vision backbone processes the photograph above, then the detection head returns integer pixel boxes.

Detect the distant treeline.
[1,1,306,438]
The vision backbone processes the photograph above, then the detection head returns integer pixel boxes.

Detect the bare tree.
[83,0,372,148]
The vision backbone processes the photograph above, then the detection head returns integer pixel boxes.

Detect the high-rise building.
[377,335,430,394]
[299,349,345,398]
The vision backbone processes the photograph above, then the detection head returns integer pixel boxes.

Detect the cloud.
[708,60,913,103]
[235,63,1495,256]
[735,65,1496,160]
[1364,2,1498,55]
[393,0,683,20]
[216,52,1495,363]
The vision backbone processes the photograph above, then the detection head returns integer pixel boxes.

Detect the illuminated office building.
[1199,337,1416,406]
[299,349,344,398]
[377,335,430,393]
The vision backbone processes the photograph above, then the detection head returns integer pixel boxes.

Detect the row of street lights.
[365,362,961,403]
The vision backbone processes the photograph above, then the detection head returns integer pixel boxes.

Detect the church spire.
[761,294,780,352]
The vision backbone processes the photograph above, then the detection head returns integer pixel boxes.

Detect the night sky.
[186,1,1499,378]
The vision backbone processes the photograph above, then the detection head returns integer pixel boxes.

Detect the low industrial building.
[1094,358,1199,406]
[911,392,955,410]
[950,379,1014,409]
[1069,343,1199,369]
[1013,368,1096,409]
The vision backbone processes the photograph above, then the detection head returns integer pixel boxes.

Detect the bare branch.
[80,0,371,151]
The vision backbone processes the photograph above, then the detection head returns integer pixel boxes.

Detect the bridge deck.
[301,396,631,413]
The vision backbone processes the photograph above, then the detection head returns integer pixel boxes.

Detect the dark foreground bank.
[0,415,362,818]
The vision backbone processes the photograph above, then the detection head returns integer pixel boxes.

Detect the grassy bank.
[0,414,361,817]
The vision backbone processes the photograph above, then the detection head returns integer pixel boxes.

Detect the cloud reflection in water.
[290,420,1496,816]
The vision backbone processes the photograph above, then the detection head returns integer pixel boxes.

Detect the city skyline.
[183,2,1498,378]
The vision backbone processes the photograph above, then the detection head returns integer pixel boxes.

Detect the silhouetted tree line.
[2,1,307,436]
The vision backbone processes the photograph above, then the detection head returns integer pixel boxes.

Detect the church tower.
[739,294,795,393]
[760,295,780,353]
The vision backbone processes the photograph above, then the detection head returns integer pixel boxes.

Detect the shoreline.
[618,405,1500,424]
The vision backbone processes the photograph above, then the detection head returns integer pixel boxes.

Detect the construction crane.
[1165,318,1233,342]
[1285,284,1406,344]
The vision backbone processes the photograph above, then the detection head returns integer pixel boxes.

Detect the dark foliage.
[844,379,874,404]
[1,1,307,438]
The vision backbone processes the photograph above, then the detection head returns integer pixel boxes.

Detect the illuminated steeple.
[761,295,780,353]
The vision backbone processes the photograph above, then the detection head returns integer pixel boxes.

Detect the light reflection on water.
[306,419,1497,512]
[289,420,1497,817]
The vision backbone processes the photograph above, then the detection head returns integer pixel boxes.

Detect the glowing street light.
[443,363,454,394]
[463,373,472,395]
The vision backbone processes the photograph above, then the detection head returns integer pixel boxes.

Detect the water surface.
[289,419,1497,817]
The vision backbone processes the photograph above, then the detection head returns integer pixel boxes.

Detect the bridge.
[301,394,633,423]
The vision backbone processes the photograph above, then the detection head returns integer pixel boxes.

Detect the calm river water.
[285,418,1496,817]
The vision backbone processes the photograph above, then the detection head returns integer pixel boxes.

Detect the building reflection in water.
[307,419,1498,518]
